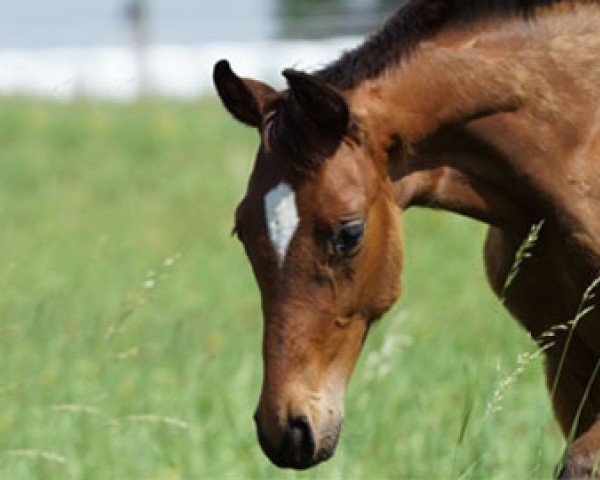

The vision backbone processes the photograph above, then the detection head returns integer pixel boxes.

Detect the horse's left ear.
[283,69,349,138]
[213,60,278,128]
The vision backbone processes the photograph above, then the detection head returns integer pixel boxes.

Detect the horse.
[213,0,600,476]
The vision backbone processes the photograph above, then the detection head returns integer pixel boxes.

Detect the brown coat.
[214,1,600,476]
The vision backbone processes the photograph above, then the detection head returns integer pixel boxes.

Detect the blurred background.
[0,0,399,99]
[0,1,562,479]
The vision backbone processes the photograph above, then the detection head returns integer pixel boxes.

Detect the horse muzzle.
[253,410,341,469]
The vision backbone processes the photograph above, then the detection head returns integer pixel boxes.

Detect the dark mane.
[316,0,594,89]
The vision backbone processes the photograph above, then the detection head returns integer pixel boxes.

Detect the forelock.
[267,97,346,175]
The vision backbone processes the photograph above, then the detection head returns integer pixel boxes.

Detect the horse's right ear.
[213,60,278,128]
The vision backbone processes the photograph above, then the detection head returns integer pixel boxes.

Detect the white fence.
[0,38,361,101]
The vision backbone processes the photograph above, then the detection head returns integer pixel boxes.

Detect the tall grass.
[0,96,563,479]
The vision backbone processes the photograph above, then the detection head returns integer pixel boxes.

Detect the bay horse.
[213,0,600,476]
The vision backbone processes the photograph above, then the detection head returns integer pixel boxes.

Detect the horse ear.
[282,69,349,138]
[213,60,278,128]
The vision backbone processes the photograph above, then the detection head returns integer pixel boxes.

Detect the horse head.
[214,60,403,469]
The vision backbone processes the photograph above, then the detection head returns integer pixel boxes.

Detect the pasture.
[0,96,562,478]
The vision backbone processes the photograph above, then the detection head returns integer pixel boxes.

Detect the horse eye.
[331,220,365,258]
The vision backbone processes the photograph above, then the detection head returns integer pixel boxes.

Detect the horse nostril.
[287,415,316,466]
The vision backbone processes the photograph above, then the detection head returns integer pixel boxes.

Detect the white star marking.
[264,182,300,268]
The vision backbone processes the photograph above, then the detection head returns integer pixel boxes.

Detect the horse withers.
[214,0,600,476]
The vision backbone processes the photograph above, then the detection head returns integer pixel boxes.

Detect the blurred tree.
[277,0,403,38]
[379,0,404,9]
[280,0,398,17]
[280,0,342,17]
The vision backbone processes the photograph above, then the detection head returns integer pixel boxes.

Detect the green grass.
[0,96,563,479]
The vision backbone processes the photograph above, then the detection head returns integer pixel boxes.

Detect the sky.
[0,0,274,48]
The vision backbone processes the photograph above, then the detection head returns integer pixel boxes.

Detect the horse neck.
[347,12,600,236]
